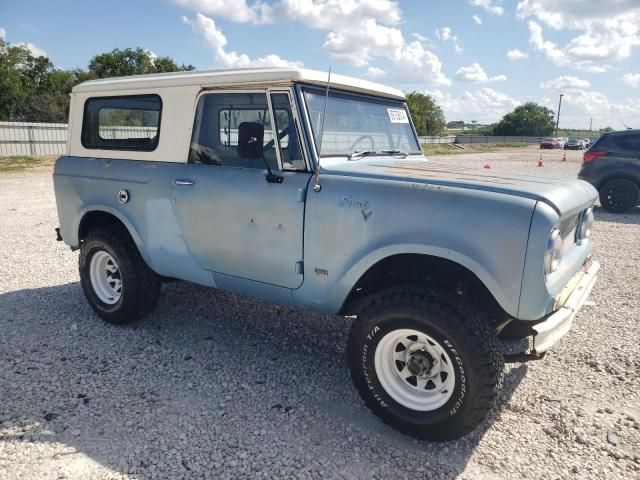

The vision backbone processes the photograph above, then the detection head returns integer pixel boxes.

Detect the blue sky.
[2,0,639,129]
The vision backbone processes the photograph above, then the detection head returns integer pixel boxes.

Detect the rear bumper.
[532,261,600,354]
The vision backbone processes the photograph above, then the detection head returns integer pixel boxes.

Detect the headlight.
[577,207,594,242]
[544,228,562,275]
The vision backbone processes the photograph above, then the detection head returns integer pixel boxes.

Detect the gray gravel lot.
[1,147,639,479]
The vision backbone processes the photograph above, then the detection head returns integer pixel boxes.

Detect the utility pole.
[555,94,564,137]
[589,118,593,132]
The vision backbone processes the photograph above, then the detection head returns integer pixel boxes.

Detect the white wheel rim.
[374,329,456,411]
[89,251,122,304]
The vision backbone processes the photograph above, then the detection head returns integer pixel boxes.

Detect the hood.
[321,156,597,217]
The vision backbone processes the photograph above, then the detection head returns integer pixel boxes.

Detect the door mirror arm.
[261,151,283,183]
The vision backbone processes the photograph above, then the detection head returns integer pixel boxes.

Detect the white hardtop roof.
[72,67,406,100]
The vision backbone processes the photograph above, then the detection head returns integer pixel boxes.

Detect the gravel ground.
[1,146,639,479]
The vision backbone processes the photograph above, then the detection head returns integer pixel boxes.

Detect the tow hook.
[504,351,546,363]
[55,227,63,241]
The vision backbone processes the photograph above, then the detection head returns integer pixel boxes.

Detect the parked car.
[540,137,563,149]
[578,129,640,213]
[53,68,599,441]
[565,138,587,150]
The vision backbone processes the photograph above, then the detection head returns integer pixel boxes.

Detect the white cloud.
[472,15,482,25]
[469,0,504,16]
[0,27,6,39]
[366,66,385,78]
[179,1,449,86]
[299,2,449,84]
[435,26,463,54]
[506,48,528,60]
[528,21,610,72]
[455,63,506,83]
[172,0,273,24]
[623,73,640,87]
[516,0,640,29]
[541,75,590,90]
[518,1,640,71]
[540,85,640,129]
[182,14,301,68]
[15,41,47,58]
[428,87,519,123]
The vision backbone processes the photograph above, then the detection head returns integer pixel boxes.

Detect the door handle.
[172,179,195,186]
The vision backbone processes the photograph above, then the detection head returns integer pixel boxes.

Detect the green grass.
[0,155,57,172]
[422,142,529,155]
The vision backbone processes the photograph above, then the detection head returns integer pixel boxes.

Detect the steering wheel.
[348,135,375,152]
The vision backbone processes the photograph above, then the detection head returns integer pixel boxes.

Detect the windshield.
[302,87,421,157]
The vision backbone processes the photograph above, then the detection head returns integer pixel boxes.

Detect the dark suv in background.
[578,129,640,213]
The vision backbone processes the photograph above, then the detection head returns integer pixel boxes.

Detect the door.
[172,90,311,289]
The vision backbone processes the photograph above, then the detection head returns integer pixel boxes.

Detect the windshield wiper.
[348,150,376,160]
[381,149,409,157]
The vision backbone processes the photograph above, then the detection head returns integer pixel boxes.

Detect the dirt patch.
[0,155,57,173]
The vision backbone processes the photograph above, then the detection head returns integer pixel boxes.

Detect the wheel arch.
[596,172,640,191]
[76,207,154,270]
[337,247,515,320]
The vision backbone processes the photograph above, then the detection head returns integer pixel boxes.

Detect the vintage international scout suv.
[54,68,600,440]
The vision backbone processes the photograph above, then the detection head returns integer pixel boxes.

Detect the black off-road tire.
[79,228,161,324]
[599,179,639,213]
[348,289,504,441]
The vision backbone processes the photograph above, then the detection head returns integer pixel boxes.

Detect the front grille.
[558,213,579,255]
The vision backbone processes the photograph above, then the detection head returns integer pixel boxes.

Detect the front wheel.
[599,179,639,213]
[348,290,504,441]
[79,228,161,324]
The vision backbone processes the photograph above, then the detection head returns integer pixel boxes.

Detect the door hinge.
[296,188,306,202]
[295,261,304,275]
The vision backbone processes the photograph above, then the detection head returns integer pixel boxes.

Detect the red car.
[540,137,563,149]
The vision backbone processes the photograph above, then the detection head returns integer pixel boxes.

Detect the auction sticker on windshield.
[387,108,409,123]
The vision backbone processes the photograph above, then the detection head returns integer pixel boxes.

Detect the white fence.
[0,121,68,156]
[418,136,457,144]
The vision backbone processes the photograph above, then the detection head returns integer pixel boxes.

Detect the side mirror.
[236,121,283,184]
[237,122,264,159]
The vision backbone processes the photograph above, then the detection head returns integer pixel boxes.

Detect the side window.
[189,92,278,170]
[82,95,161,151]
[613,134,640,151]
[270,93,305,170]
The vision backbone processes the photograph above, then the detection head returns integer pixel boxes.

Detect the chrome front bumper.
[532,261,600,354]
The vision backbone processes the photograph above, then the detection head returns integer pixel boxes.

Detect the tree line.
[406,93,559,137]
[0,41,193,123]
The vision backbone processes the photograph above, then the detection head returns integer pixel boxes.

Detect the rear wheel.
[79,229,161,324]
[348,289,504,441]
[599,179,639,213]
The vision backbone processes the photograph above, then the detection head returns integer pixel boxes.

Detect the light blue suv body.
[53,68,600,439]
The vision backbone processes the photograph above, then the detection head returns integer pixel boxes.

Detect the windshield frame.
[296,84,422,161]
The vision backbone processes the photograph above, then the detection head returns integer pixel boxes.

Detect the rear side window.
[81,95,162,151]
[593,133,640,151]
[613,133,640,151]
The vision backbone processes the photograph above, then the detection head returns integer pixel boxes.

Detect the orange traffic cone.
[562,151,567,162]
[483,164,491,169]
[538,154,543,167]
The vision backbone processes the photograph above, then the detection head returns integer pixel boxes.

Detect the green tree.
[0,41,196,122]
[406,92,446,136]
[494,102,555,136]
[88,48,194,79]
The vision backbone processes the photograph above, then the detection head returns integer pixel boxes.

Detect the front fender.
[326,243,518,317]
[294,174,536,316]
